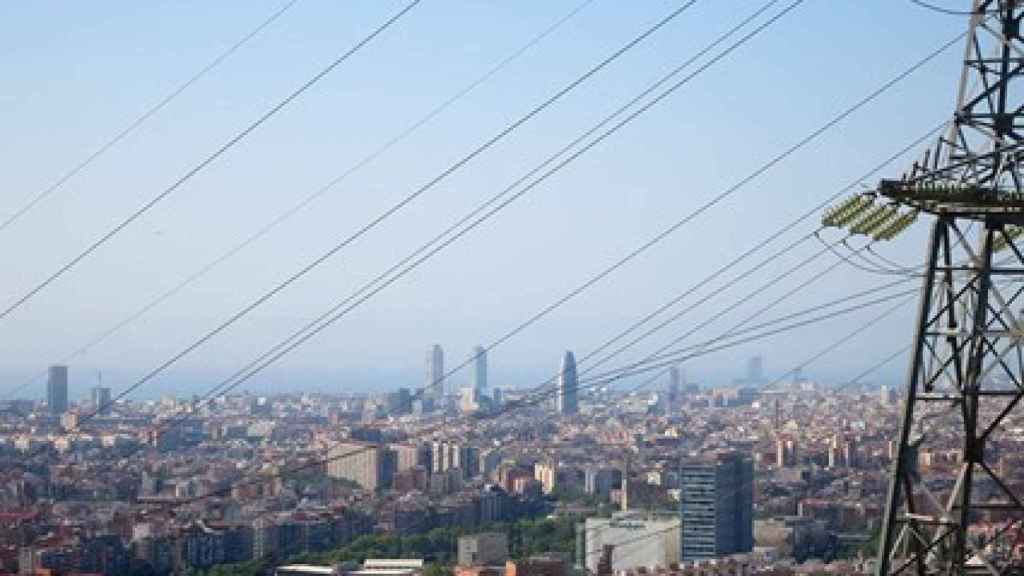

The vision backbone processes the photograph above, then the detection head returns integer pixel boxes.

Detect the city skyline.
[2,2,1017,575]
[0,2,958,394]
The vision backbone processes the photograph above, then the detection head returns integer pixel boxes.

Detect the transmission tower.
[823,2,1024,574]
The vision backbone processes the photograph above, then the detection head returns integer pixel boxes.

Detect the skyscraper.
[557,351,578,415]
[666,366,681,414]
[426,344,444,397]
[470,345,487,393]
[679,452,753,560]
[91,386,112,415]
[745,355,764,384]
[47,365,68,415]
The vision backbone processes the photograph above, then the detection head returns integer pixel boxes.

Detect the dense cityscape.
[5,1,1024,576]
[1,346,977,576]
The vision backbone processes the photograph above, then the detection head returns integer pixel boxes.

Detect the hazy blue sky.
[0,1,969,399]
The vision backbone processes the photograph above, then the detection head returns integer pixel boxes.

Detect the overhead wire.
[615,236,880,394]
[0,0,302,235]
[57,8,968,510]
[392,1,962,405]
[760,294,917,389]
[5,0,598,400]
[0,0,423,323]
[907,0,985,17]
[582,278,915,388]
[543,117,947,403]
[575,286,918,388]
[80,0,796,452]
[160,280,918,509]
[67,2,958,483]
[57,0,703,426]
[866,244,924,275]
[607,227,997,390]
[815,231,921,277]
[577,232,837,380]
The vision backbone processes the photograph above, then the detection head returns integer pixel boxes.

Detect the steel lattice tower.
[876,1,1024,574]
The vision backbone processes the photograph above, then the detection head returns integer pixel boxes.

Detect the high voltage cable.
[158,280,915,509]
[907,0,984,17]
[824,234,922,277]
[585,305,930,567]
[840,344,912,389]
[538,120,948,395]
[624,236,917,392]
[612,236,860,392]
[596,277,913,382]
[195,284,917,504]
[163,275,916,464]
[579,232,834,377]
[168,0,806,416]
[75,262,913,486]
[416,21,961,398]
[5,0,597,399]
[87,2,944,464]
[0,0,302,235]
[58,0,701,425]
[84,0,798,456]
[61,13,961,502]
[585,333,915,568]
[866,245,920,276]
[88,0,790,446]
[0,0,422,323]
[761,293,917,389]
[13,0,788,469]
[576,286,918,387]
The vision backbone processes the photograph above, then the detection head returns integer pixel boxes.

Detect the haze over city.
[3,2,1024,576]
[0,1,964,397]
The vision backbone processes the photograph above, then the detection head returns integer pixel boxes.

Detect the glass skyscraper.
[47,365,69,415]
[470,345,487,393]
[557,350,578,415]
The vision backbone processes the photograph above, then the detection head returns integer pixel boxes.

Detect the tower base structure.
[878,215,1024,575]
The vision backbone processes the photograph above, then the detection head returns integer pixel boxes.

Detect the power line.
[57,0,701,426]
[419,19,961,399]
[159,0,806,419]
[0,0,302,235]
[181,283,916,508]
[0,0,422,323]
[70,0,804,466]
[614,235,861,393]
[907,0,983,17]
[550,120,948,397]
[761,293,917,389]
[89,2,945,471]
[582,232,832,377]
[15,0,791,467]
[838,344,912,389]
[5,0,597,400]
[76,11,961,504]
[577,286,918,388]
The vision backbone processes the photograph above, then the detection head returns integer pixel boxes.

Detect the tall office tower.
[746,355,764,383]
[470,345,487,393]
[666,366,681,413]
[557,350,578,415]
[679,452,754,560]
[91,386,112,415]
[426,344,445,397]
[46,365,69,415]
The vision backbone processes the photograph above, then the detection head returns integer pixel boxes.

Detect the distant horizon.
[0,359,901,402]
